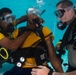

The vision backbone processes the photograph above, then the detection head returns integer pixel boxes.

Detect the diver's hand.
[26,24,35,30]
[31,66,50,75]
[27,14,38,21]
[25,14,37,30]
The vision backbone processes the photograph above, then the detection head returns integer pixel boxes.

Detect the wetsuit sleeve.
[12,29,19,38]
[0,33,5,40]
[42,26,54,41]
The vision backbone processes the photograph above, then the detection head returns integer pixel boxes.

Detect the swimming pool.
[0,0,76,74]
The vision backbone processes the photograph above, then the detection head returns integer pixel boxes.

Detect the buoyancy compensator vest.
[7,25,49,67]
[56,18,76,65]
[0,27,14,67]
[60,18,76,50]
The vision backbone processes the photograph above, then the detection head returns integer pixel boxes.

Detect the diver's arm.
[31,66,50,75]
[0,31,31,51]
[46,36,63,72]
[13,14,39,26]
[15,15,28,25]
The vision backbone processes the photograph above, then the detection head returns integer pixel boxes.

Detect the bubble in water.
[36,0,45,7]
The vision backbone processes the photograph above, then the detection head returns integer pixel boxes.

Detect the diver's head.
[54,0,75,23]
[0,7,12,16]
[26,7,45,26]
[26,14,44,30]
[0,8,15,32]
[27,14,44,25]
[54,1,76,30]
[0,7,16,24]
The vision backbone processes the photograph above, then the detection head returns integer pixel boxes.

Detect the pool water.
[0,0,76,74]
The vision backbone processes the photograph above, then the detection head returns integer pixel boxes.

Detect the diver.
[0,7,37,67]
[54,0,76,72]
[3,7,63,75]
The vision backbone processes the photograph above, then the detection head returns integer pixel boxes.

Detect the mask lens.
[5,15,15,21]
[2,17,5,20]
[27,7,41,16]
[1,14,16,24]
[0,17,5,20]
[54,9,65,18]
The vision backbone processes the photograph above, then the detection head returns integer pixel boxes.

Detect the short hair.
[56,0,73,8]
[0,7,12,16]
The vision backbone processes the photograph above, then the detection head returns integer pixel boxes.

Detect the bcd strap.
[33,47,48,65]
[7,47,48,67]
[8,47,34,63]
[17,27,35,37]
[60,18,76,50]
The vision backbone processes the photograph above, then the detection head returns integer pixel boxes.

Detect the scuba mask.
[56,5,74,30]
[54,5,74,18]
[54,9,65,18]
[26,7,46,16]
[0,14,16,24]
[26,7,41,16]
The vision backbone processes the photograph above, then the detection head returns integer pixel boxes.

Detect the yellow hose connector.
[0,47,9,60]
[55,41,62,51]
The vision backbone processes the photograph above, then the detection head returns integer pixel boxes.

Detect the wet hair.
[56,0,73,8]
[0,7,12,16]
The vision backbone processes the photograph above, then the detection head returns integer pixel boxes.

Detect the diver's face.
[0,12,15,30]
[55,4,75,23]
[0,19,8,30]
[0,12,11,30]
[28,14,43,25]
[1,12,15,24]
[28,14,39,23]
